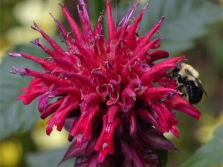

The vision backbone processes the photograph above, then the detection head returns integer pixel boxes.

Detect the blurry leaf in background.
[0,44,46,141]
[89,0,105,25]
[195,113,223,144]
[0,0,63,60]
[117,0,223,55]
[157,150,168,167]
[180,125,223,167]
[0,35,66,141]
[26,146,75,167]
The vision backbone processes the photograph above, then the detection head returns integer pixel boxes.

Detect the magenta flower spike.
[10,0,201,166]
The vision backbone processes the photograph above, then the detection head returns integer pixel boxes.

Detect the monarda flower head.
[10,0,201,166]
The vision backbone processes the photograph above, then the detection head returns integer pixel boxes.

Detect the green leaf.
[0,44,46,140]
[180,125,223,167]
[157,150,168,167]
[0,36,65,141]
[117,0,223,55]
[26,146,75,167]
[90,0,105,24]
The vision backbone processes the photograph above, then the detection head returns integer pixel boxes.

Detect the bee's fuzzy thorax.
[181,63,199,80]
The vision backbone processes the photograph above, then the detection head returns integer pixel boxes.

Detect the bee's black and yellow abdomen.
[185,81,203,104]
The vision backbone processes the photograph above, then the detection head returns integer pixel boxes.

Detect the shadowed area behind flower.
[9,0,201,166]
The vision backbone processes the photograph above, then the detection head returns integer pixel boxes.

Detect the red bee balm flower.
[10,0,201,166]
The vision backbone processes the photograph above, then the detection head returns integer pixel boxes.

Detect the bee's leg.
[165,70,174,81]
[149,91,177,108]
[176,84,184,91]
[149,85,184,108]
[157,91,177,102]
[181,93,186,97]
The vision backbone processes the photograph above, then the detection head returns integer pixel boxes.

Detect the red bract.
[10,0,201,166]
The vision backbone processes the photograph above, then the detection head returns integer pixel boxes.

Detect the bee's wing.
[185,69,208,98]
[195,78,208,98]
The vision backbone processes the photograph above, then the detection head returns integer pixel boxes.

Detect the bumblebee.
[172,63,208,104]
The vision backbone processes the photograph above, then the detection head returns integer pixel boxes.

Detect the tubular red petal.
[21,53,56,71]
[106,80,120,106]
[135,16,165,52]
[69,106,99,142]
[18,89,46,105]
[78,0,93,39]
[94,114,120,162]
[31,38,63,59]
[152,103,177,133]
[165,95,201,119]
[50,13,73,44]
[135,108,162,133]
[40,99,63,119]
[32,22,67,57]
[61,5,83,41]
[74,42,98,68]
[69,93,101,141]
[140,56,185,85]
[18,78,47,105]
[24,69,73,88]
[143,87,177,99]
[129,109,137,136]
[94,16,103,36]
[104,61,121,83]
[106,1,116,42]
[126,9,144,49]
[119,88,135,112]
[46,97,78,134]
[148,50,169,63]
[170,126,179,138]
[107,105,120,123]
[135,38,160,61]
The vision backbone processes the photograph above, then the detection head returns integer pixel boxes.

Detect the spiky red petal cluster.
[10,0,200,166]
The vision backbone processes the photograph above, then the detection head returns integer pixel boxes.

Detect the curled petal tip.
[49,13,55,19]
[170,126,179,138]
[9,53,21,57]
[31,21,40,31]
[46,126,53,135]
[68,135,74,142]
[159,16,165,24]
[143,3,149,13]
[79,0,85,5]
[159,36,168,40]
[58,3,64,7]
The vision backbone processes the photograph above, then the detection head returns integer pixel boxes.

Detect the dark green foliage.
[180,125,223,167]
[0,45,46,140]
[26,146,75,167]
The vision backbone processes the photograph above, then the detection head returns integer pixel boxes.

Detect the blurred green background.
[0,0,222,167]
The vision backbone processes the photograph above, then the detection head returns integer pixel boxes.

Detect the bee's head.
[172,63,181,77]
